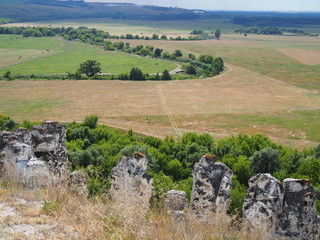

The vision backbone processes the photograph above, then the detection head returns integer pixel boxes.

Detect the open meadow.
[0,20,320,149]
[0,35,177,75]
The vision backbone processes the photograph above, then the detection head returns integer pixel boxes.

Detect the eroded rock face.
[164,190,188,218]
[243,174,320,240]
[0,121,68,188]
[243,173,284,236]
[110,153,153,209]
[276,179,319,240]
[190,155,233,213]
[68,170,88,196]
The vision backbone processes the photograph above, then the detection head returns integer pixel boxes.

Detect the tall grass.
[0,180,262,239]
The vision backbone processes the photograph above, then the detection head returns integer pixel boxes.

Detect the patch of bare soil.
[277,48,320,65]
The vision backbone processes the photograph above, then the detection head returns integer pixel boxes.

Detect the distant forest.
[0,0,319,25]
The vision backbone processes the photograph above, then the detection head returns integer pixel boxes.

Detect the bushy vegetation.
[0,18,14,25]
[234,26,319,36]
[0,26,213,42]
[2,115,318,215]
[234,26,282,35]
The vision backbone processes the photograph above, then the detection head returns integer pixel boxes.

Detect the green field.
[0,36,177,75]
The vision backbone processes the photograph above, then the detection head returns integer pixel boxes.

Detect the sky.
[85,0,320,12]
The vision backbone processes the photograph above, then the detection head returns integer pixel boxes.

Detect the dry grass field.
[1,22,320,148]
[0,183,262,240]
[1,62,319,148]
[277,48,320,65]
[119,34,320,89]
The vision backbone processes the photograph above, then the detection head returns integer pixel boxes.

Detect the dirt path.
[169,64,182,74]
[157,84,182,136]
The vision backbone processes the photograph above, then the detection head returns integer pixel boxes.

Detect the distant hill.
[0,0,203,22]
[1,0,319,26]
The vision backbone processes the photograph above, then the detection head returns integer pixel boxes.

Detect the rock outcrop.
[68,170,88,196]
[243,173,284,237]
[0,121,68,188]
[163,190,188,218]
[110,153,153,209]
[243,174,320,240]
[277,178,320,239]
[190,155,233,214]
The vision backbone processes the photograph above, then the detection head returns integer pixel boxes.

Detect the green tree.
[83,115,99,129]
[297,156,320,185]
[160,35,167,40]
[137,48,150,56]
[188,53,196,60]
[314,144,320,158]
[199,54,214,64]
[174,49,183,57]
[250,147,280,174]
[215,29,221,40]
[184,64,197,75]
[154,48,163,57]
[74,69,82,79]
[161,69,171,80]
[152,34,159,40]
[162,52,171,59]
[129,67,145,80]
[212,57,224,72]
[79,60,101,77]
[3,70,12,80]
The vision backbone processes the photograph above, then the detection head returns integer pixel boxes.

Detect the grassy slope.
[0,36,177,75]
[0,35,68,67]
[129,35,320,90]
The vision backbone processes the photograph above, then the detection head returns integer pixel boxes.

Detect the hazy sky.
[85,0,320,11]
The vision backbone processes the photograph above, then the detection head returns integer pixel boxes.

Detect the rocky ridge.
[243,173,319,240]
[0,121,87,194]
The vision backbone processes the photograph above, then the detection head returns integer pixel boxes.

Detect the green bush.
[161,69,171,80]
[250,147,280,174]
[83,115,99,129]
[129,67,145,80]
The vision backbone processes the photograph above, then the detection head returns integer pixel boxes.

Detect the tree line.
[1,114,319,216]
[233,16,320,26]
[234,26,319,36]
[0,26,223,42]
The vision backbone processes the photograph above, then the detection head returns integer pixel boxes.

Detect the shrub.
[174,49,183,57]
[250,147,280,174]
[3,70,12,80]
[118,73,129,80]
[199,54,214,64]
[83,115,99,129]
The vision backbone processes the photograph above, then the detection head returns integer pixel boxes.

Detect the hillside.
[0,0,201,22]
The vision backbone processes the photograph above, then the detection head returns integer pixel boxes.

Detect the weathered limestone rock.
[0,121,69,188]
[190,155,233,214]
[68,170,88,196]
[110,153,153,209]
[243,173,284,236]
[243,174,320,240]
[163,190,188,218]
[31,121,68,176]
[276,179,319,240]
